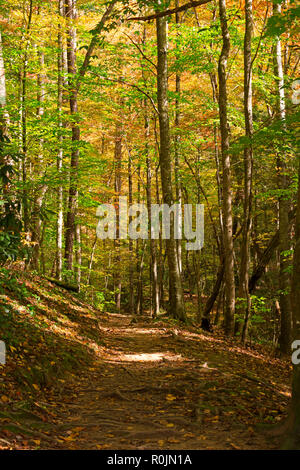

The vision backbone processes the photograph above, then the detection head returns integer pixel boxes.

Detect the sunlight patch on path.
[109,352,183,363]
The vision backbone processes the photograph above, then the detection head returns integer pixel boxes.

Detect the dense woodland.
[0,0,300,451]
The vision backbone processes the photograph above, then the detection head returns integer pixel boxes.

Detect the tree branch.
[128,0,212,22]
[123,32,157,73]
[78,1,117,85]
[90,72,159,115]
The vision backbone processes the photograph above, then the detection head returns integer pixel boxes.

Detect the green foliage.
[94,289,115,312]
[250,295,271,317]
[265,2,300,37]
[0,230,21,264]
[0,268,29,300]
[0,128,22,264]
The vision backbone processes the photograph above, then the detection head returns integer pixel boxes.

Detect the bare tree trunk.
[30,186,47,271]
[156,10,186,322]
[128,145,135,315]
[218,0,235,335]
[193,250,203,321]
[62,0,115,274]
[214,284,224,326]
[0,31,10,135]
[21,60,29,237]
[282,143,300,449]
[136,241,146,316]
[174,0,182,275]
[20,70,29,234]
[40,221,46,274]
[140,26,160,318]
[75,223,81,289]
[239,0,254,343]
[0,28,15,227]
[87,236,97,286]
[30,22,47,271]
[64,0,79,271]
[135,163,143,315]
[144,103,160,317]
[114,119,122,312]
[56,0,65,280]
[20,0,34,245]
[201,9,224,328]
[273,1,292,354]
[156,163,165,308]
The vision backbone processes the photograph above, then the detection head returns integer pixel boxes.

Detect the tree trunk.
[75,223,81,289]
[63,0,115,273]
[114,119,122,312]
[239,0,253,343]
[64,0,80,271]
[156,163,165,308]
[30,186,47,271]
[174,0,183,275]
[282,144,300,449]
[218,0,235,335]
[0,29,15,227]
[0,31,10,136]
[136,241,146,316]
[273,1,292,354]
[128,144,135,315]
[156,10,186,322]
[143,101,160,317]
[56,0,65,280]
[87,236,97,286]
[30,28,47,271]
[20,0,33,243]
[135,163,143,315]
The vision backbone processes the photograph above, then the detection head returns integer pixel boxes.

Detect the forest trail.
[0,273,291,450]
[41,312,290,450]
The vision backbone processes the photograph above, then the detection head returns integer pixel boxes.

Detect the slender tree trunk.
[202,9,225,326]
[135,163,144,315]
[40,221,46,274]
[75,223,81,289]
[156,164,165,308]
[193,251,203,321]
[140,26,159,318]
[218,0,235,335]
[30,186,47,270]
[273,1,292,354]
[56,0,65,280]
[87,236,97,286]
[128,145,135,315]
[63,0,115,274]
[136,240,146,316]
[239,0,254,343]
[20,0,33,242]
[174,0,182,275]
[114,119,122,312]
[214,284,224,326]
[156,11,186,322]
[144,102,160,317]
[0,31,9,136]
[64,0,80,271]
[282,149,300,449]
[30,29,47,271]
[21,52,29,236]
[0,29,15,225]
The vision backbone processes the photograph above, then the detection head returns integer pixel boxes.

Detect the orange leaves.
[166,393,177,401]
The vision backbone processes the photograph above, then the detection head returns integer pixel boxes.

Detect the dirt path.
[39,313,290,450]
